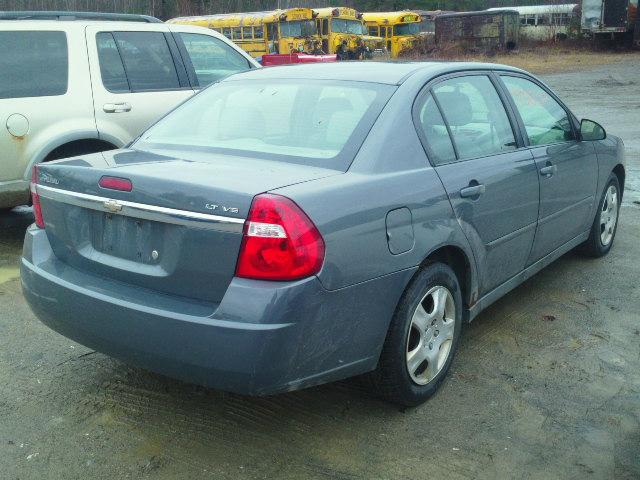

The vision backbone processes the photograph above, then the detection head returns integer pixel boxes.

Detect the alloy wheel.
[600,185,618,246]
[406,285,456,385]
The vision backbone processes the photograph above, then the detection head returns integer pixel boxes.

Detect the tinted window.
[111,32,180,92]
[433,76,517,160]
[501,76,574,146]
[179,33,251,87]
[416,94,456,165]
[96,32,129,93]
[136,80,394,169]
[0,31,68,99]
[255,26,264,39]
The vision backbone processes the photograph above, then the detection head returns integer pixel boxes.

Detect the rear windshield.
[0,31,68,99]
[135,79,394,170]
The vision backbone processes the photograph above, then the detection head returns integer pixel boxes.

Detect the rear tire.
[368,263,463,407]
[579,173,621,257]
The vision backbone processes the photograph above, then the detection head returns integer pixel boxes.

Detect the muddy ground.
[0,61,638,480]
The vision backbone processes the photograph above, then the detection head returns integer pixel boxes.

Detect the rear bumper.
[21,226,414,395]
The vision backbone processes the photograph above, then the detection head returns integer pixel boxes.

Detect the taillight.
[236,194,325,281]
[31,165,45,229]
[99,176,132,192]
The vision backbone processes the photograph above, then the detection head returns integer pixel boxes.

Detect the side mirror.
[580,119,606,141]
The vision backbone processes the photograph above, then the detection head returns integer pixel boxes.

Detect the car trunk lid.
[35,149,339,304]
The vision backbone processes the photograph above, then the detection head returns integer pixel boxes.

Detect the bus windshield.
[395,23,420,35]
[280,20,317,37]
[331,19,367,35]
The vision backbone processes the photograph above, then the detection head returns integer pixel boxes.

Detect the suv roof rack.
[0,11,162,23]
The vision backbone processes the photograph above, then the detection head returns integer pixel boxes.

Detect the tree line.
[0,0,568,20]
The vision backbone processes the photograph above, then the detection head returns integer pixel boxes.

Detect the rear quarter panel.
[0,24,96,197]
[274,77,477,299]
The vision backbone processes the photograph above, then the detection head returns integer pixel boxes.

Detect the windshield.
[280,20,317,37]
[135,80,394,170]
[331,18,367,35]
[395,23,420,35]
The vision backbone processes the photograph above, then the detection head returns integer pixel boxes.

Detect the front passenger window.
[432,75,517,160]
[501,75,574,146]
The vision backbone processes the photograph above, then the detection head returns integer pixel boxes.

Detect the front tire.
[368,263,463,406]
[579,173,621,257]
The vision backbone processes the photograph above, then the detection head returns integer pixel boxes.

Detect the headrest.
[435,91,472,127]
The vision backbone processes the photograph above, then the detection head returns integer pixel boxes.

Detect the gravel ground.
[0,61,638,480]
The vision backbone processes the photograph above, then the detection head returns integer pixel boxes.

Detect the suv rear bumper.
[21,226,414,395]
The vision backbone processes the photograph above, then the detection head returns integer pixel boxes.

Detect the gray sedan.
[21,62,624,406]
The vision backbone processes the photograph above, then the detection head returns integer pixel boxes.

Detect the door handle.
[539,163,557,177]
[103,102,132,113]
[460,183,486,198]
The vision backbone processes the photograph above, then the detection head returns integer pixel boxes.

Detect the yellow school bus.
[362,11,423,58]
[313,7,385,59]
[169,8,322,58]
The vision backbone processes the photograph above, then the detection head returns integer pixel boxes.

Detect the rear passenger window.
[433,75,517,160]
[108,32,180,92]
[416,94,456,165]
[501,75,574,146]
[96,32,129,93]
[179,33,251,87]
[0,31,68,99]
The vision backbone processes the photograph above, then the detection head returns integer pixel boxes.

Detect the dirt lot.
[1,60,639,480]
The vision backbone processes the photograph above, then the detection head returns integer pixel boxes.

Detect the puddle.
[0,266,20,285]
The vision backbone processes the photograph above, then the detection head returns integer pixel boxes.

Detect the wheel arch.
[612,164,625,198]
[24,133,120,180]
[416,244,477,321]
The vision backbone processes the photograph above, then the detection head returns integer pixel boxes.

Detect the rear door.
[86,24,195,147]
[415,73,539,294]
[498,74,598,263]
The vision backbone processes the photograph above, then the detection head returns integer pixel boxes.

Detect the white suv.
[0,12,259,209]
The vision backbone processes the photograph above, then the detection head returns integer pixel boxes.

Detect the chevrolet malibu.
[21,62,624,406]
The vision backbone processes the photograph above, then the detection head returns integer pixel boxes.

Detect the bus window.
[255,26,264,39]
[368,26,378,36]
[267,23,278,40]
[232,27,242,39]
[222,28,232,39]
[242,27,252,39]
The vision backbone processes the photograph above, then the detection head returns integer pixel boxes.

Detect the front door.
[85,25,194,147]
[416,74,540,294]
[499,74,598,263]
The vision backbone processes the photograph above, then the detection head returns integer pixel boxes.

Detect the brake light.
[236,194,325,281]
[99,176,132,192]
[31,165,45,229]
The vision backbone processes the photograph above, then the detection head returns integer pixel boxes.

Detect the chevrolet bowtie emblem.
[104,199,123,213]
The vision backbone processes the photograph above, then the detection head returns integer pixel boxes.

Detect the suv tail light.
[236,194,325,281]
[31,165,45,229]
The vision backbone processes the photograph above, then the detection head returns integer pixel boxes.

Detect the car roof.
[225,61,527,86]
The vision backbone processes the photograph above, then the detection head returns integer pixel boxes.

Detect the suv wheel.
[368,263,462,406]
